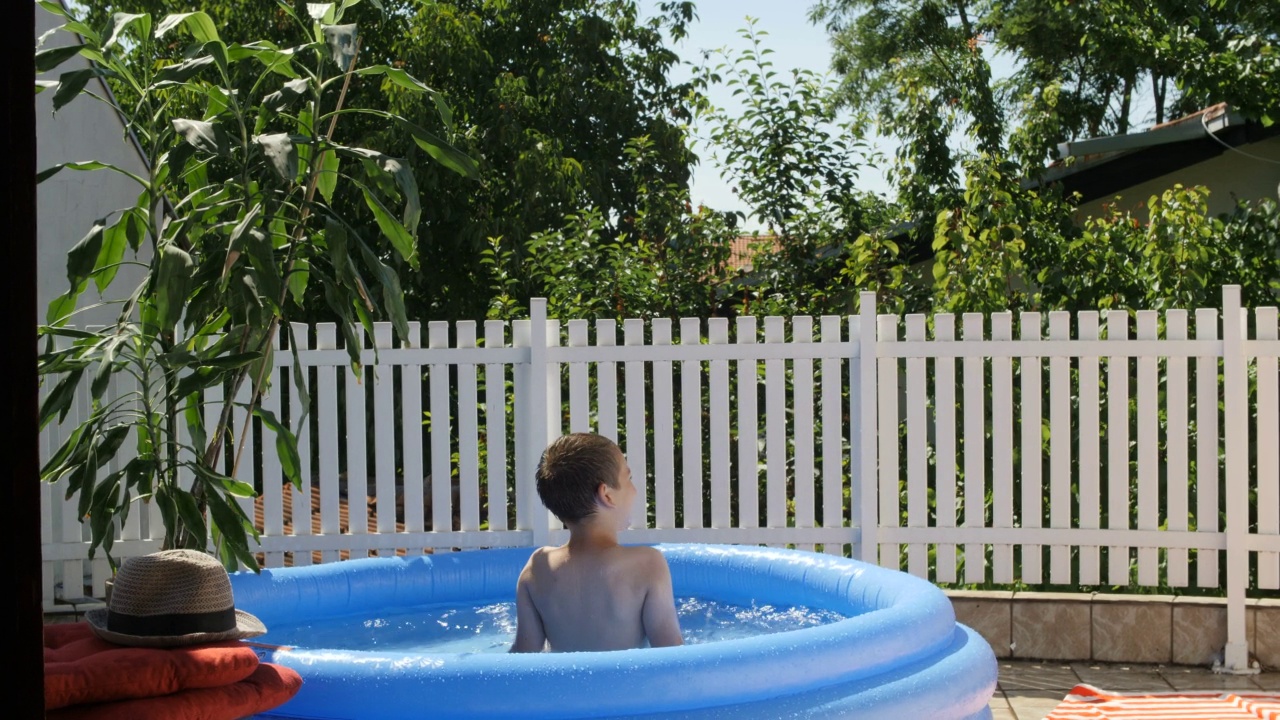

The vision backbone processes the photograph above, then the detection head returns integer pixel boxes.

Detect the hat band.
[106,606,238,637]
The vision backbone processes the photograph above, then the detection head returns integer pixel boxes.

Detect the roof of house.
[1038,103,1280,204]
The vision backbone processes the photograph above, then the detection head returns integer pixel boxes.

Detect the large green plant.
[35,0,478,570]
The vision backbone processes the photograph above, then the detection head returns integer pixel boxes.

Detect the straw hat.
[86,549,266,648]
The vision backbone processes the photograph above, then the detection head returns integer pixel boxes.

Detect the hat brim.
[85,607,267,648]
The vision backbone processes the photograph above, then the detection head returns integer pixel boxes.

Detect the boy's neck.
[564,516,620,551]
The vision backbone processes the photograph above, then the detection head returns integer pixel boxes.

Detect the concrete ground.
[992,660,1280,719]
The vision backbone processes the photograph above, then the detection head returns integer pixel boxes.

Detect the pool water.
[260,597,847,653]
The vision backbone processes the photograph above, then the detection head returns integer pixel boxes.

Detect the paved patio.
[992,660,1280,719]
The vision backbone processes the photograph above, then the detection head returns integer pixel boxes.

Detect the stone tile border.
[948,591,1280,669]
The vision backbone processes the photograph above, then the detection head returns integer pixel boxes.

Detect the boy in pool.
[510,433,684,652]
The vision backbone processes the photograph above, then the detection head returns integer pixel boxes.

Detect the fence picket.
[1049,312,1072,584]
[1166,311,1189,587]
[484,321,507,532]
[458,322,482,533]
[820,316,844,556]
[906,314,928,577]
[568,320,590,433]
[878,314,900,569]
[429,322,452,536]
[260,335,286,568]
[1078,312,1101,585]
[765,317,788,544]
[596,320,618,442]
[793,316,816,552]
[653,319,676,529]
[623,319,648,528]
[1020,312,1043,585]
[1106,311,1131,585]
[709,318,731,530]
[373,324,397,551]
[736,317,759,529]
[935,314,958,582]
[1256,306,1279,589]
[288,323,315,565]
[681,318,704,529]
[315,324,341,563]
[963,313,986,584]
[991,313,1014,584]
[1136,311,1159,585]
[1192,306,1218,586]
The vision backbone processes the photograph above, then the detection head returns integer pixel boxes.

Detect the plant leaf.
[51,68,97,112]
[359,184,415,265]
[172,118,228,156]
[153,55,215,86]
[253,406,303,489]
[320,24,358,72]
[154,244,195,332]
[105,13,151,50]
[37,160,148,188]
[67,218,107,290]
[155,12,220,44]
[39,369,84,430]
[317,148,340,202]
[262,77,309,112]
[394,117,478,178]
[254,133,298,182]
[34,44,83,74]
[288,257,310,306]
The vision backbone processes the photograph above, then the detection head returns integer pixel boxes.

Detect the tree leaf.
[172,118,229,156]
[358,245,410,342]
[34,44,83,74]
[320,24,358,72]
[155,12,220,44]
[254,133,298,182]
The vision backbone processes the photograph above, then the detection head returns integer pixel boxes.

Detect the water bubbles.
[262,597,846,653]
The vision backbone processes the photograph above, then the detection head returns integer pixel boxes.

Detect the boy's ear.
[596,481,615,508]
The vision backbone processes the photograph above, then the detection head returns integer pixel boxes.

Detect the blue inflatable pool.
[231,544,996,719]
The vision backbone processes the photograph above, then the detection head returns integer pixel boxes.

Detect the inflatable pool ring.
[232,544,997,719]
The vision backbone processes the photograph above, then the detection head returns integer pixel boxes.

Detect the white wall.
[36,6,150,327]
[1073,134,1280,222]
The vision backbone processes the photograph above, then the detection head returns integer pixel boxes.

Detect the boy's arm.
[510,565,547,653]
[640,550,683,648]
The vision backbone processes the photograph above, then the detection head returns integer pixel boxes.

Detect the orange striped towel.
[1046,684,1280,719]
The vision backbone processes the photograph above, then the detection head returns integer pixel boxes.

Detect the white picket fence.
[40,286,1279,670]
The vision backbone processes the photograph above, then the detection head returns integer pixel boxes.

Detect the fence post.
[519,299,552,547]
[854,291,878,563]
[1221,285,1256,673]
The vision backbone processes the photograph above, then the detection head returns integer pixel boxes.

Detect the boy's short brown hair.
[536,433,624,523]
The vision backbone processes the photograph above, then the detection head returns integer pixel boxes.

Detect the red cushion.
[47,662,304,720]
[44,622,261,710]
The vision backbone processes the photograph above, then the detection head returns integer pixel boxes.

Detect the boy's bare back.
[511,544,682,652]
[509,433,683,652]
